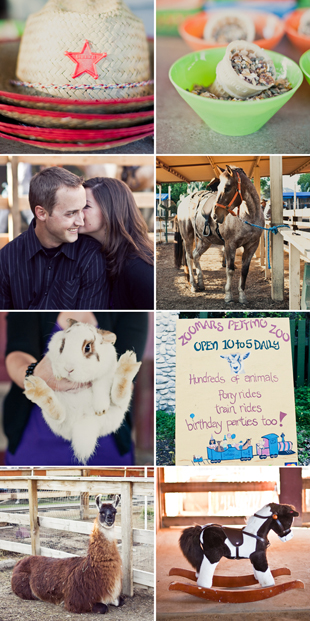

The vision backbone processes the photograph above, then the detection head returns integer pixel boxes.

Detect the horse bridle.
[251,512,292,538]
[215,171,243,218]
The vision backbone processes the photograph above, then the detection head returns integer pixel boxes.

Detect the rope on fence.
[243,222,291,269]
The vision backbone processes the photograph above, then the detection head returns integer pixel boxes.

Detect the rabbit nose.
[65,368,74,375]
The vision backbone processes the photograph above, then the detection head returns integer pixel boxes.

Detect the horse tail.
[179,525,203,572]
[174,216,184,269]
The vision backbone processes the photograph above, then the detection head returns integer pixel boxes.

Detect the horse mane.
[244,504,272,533]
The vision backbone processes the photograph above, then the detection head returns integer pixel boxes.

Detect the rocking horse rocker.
[169,503,304,603]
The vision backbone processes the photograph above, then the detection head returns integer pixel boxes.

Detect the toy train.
[256,433,295,459]
[207,444,253,463]
[206,433,295,463]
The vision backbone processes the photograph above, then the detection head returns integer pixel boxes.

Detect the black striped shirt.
[0,220,109,309]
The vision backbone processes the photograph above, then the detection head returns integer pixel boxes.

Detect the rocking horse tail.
[174,217,185,269]
[179,526,204,573]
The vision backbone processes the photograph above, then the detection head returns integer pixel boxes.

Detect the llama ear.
[113,495,120,508]
[67,318,78,328]
[95,495,102,511]
[226,165,234,177]
[98,329,117,345]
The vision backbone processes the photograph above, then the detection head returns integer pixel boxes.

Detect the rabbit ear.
[98,329,117,345]
[67,318,78,328]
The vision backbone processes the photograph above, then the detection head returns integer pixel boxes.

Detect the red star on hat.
[65,40,107,79]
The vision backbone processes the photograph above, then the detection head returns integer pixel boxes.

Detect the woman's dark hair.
[83,177,154,280]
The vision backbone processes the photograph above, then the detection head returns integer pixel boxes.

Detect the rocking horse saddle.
[200,525,267,560]
[222,526,244,549]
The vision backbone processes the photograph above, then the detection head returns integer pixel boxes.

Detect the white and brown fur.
[24,319,141,463]
[11,495,123,614]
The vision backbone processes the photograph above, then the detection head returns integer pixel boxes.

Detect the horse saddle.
[190,190,214,238]
[223,527,244,549]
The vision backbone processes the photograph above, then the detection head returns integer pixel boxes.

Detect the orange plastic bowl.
[285,9,310,54]
[179,11,285,51]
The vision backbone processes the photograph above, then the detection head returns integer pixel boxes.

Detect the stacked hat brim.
[0,0,154,151]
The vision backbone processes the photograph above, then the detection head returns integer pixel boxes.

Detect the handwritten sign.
[175,317,298,466]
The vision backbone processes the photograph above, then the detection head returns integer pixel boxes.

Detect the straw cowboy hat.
[2,0,152,102]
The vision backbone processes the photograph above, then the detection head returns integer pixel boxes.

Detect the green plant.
[295,386,310,465]
[156,410,175,441]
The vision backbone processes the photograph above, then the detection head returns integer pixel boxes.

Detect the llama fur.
[11,495,123,614]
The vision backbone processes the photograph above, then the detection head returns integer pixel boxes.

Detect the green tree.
[298,174,310,192]
[158,183,188,208]
[260,177,270,199]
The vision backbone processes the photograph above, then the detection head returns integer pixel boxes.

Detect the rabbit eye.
[84,342,91,353]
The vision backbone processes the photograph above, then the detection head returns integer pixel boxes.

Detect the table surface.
[156,35,310,154]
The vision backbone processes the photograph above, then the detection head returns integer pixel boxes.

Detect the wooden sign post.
[176,317,298,466]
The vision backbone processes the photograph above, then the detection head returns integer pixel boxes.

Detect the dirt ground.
[156,243,291,311]
[0,557,153,621]
[157,527,310,620]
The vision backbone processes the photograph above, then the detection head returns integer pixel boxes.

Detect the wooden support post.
[279,467,303,526]
[264,228,271,279]
[7,157,20,240]
[157,467,165,531]
[253,166,261,259]
[28,479,40,555]
[289,242,300,310]
[80,492,90,520]
[121,481,133,596]
[270,156,284,301]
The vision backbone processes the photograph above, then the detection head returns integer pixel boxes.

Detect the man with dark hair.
[0,167,109,309]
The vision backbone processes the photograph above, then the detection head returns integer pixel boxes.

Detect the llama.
[179,503,298,589]
[11,495,123,614]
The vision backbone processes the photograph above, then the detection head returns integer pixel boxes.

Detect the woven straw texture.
[0,119,154,142]
[16,0,151,100]
[0,130,154,151]
[0,41,153,112]
[0,103,153,128]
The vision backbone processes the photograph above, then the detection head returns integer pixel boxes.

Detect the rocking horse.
[169,503,304,603]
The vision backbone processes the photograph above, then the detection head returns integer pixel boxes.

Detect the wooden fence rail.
[0,475,154,595]
[158,476,310,528]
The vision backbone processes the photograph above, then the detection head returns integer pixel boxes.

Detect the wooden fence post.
[297,319,306,387]
[121,481,133,596]
[80,493,90,520]
[28,479,40,555]
[270,155,284,301]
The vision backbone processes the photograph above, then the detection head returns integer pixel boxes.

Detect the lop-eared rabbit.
[11,495,123,614]
[24,319,141,462]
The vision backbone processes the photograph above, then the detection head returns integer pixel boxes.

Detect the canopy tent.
[156,156,310,184]
[156,156,310,307]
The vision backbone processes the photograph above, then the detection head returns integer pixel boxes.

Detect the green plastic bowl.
[299,50,310,86]
[169,47,303,136]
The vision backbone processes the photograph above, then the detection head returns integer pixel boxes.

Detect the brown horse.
[175,166,264,304]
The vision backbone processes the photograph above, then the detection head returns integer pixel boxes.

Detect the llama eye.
[85,343,91,353]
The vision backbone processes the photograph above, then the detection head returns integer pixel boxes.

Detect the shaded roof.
[156,156,310,184]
